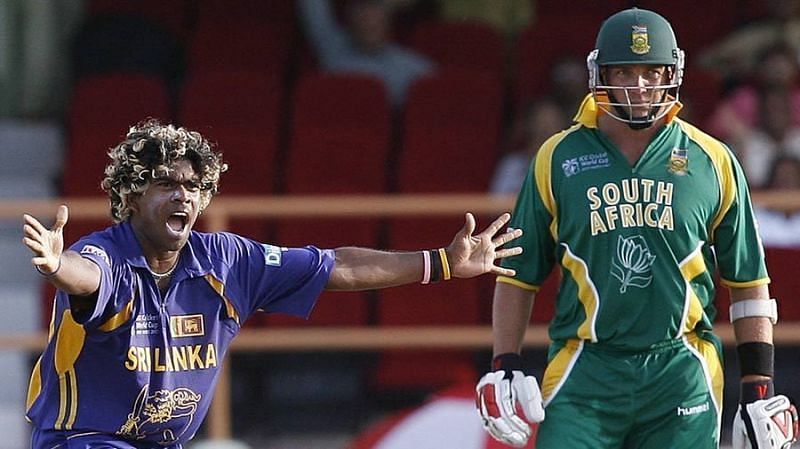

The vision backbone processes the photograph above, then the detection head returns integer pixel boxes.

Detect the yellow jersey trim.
[573,93,682,128]
[497,276,539,291]
[541,339,583,404]
[54,311,84,430]
[98,299,133,332]
[674,119,736,242]
[678,242,708,336]
[560,244,599,342]
[720,277,771,288]
[534,124,582,241]
[685,333,724,420]
[204,275,241,326]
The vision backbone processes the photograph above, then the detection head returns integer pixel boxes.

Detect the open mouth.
[167,212,189,234]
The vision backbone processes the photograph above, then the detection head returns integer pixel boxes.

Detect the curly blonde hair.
[101,119,228,223]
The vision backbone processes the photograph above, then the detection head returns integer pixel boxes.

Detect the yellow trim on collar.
[573,93,683,128]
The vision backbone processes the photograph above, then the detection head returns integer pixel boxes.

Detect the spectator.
[735,87,800,188]
[298,0,436,107]
[490,98,568,194]
[699,0,800,84]
[707,43,800,145]
[435,0,532,39]
[754,155,800,247]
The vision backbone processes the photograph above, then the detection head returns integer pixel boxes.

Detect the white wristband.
[729,298,778,324]
[421,250,431,285]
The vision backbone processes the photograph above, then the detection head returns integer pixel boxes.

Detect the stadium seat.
[178,70,285,240]
[513,16,597,108]
[395,70,503,193]
[633,0,735,56]
[373,215,483,391]
[63,73,171,197]
[407,21,507,82]
[254,73,392,328]
[187,17,292,76]
[765,247,800,321]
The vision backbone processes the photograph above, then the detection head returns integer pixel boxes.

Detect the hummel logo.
[677,401,710,416]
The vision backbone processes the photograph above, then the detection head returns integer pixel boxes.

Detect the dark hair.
[101,119,227,222]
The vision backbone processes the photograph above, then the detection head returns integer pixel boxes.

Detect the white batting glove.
[476,366,545,447]
[733,395,799,449]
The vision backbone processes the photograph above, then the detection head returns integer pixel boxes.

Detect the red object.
[408,21,507,81]
[63,73,171,196]
[397,70,503,193]
[254,73,392,328]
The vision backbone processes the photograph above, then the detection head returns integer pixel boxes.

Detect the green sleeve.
[713,150,769,287]
[499,157,557,288]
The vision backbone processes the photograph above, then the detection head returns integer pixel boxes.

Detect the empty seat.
[514,16,597,107]
[396,70,503,193]
[257,73,392,328]
[63,73,171,196]
[407,20,507,81]
[179,70,284,239]
[188,18,292,76]
[373,215,484,391]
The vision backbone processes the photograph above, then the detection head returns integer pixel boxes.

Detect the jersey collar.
[117,221,213,278]
[573,93,683,128]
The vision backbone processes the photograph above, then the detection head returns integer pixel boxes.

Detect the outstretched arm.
[325,213,522,291]
[23,205,101,297]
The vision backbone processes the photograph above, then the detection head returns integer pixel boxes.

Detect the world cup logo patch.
[630,25,650,55]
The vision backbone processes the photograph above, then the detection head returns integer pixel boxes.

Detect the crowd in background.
[2,1,800,446]
[2,0,799,245]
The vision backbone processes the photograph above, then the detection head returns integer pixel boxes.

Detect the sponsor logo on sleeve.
[262,244,285,267]
[80,244,110,266]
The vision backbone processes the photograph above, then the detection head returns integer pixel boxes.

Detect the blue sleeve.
[68,237,135,329]
[215,234,335,320]
[297,0,350,68]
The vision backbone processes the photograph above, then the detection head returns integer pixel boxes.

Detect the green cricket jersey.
[498,95,770,351]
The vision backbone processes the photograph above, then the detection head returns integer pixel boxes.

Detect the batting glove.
[475,353,545,447]
[733,380,799,449]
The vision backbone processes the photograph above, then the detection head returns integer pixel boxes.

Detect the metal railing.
[2,190,799,439]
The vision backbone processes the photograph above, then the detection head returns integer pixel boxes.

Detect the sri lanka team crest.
[117,384,201,444]
[630,25,650,55]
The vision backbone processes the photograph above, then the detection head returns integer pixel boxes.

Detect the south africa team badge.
[668,148,689,175]
[630,25,650,55]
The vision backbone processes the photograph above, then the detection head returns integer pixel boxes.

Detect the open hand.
[446,212,522,279]
[23,205,68,275]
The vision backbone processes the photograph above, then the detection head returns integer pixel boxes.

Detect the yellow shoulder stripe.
[205,275,241,326]
[534,124,581,240]
[675,119,736,241]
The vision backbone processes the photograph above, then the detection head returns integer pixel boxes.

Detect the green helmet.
[587,8,685,129]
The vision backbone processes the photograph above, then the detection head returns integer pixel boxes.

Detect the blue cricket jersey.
[27,221,335,447]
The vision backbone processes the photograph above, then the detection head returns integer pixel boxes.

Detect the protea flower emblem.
[611,235,656,293]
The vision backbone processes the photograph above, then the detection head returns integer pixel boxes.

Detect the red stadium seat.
[514,16,597,108]
[178,70,286,239]
[632,0,735,56]
[188,19,292,75]
[396,70,503,193]
[63,73,171,196]
[407,21,507,81]
[765,247,800,321]
[255,73,392,328]
[372,215,483,391]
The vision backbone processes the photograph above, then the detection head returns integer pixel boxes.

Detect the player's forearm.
[43,250,102,297]
[492,282,535,356]
[730,285,774,382]
[326,247,424,291]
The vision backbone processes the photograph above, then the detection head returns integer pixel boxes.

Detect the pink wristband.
[421,250,431,284]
